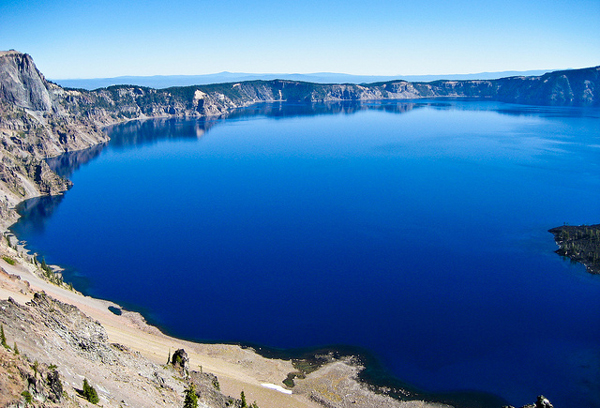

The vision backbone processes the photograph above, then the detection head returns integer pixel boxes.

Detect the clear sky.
[1,0,599,79]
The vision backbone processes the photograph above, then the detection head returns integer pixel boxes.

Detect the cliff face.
[1,50,599,230]
[0,51,52,112]
[494,67,600,106]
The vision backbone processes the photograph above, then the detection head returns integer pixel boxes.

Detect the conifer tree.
[183,384,198,408]
[241,391,248,408]
[0,324,8,349]
[82,378,99,404]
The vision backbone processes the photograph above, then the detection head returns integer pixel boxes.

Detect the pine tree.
[82,378,99,404]
[13,342,19,355]
[241,391,248,408]
[0,325,8,349]
[183,384,198,408]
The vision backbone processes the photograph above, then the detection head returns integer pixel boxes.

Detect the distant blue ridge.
[51,70,551,90]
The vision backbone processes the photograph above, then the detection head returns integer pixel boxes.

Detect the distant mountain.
[51,70,552,90]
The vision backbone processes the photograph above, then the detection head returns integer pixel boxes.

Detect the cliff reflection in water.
[46,143,107,179]
[105,101,421,147]
[12,195,66,236]
[27,101,423,237]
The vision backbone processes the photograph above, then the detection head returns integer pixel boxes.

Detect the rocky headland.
[549,224,600,274]
[0,49,587,408]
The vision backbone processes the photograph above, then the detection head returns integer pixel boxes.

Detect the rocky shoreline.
[549,224,600,274]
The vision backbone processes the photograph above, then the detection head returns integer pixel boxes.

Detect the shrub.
[2,256,16,265]
[21,390,32,404]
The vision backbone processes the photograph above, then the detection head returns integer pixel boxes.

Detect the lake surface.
[12,101,600,408]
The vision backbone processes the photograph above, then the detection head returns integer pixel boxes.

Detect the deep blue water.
[11,101,600,408]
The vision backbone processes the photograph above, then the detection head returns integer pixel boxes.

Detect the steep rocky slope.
[0,249,456,408]
[0,290,240,408]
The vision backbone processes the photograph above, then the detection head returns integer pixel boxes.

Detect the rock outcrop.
[505,395,554,408]
[171,348,190,371]
[0,51,52,112]
[0,51,110,230]
[0,289,261,408]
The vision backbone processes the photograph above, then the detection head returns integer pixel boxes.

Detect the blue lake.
[11,101,600,408]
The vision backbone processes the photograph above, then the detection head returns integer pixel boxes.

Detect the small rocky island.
[549,224,600,274]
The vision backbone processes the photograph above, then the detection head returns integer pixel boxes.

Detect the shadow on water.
[43,99,592,181]
[46,142,106,179]
[12,195,66,235]
[87,99,522,157]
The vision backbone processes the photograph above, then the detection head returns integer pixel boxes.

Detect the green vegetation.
[82,378,100,404]
[550,224,600,274]
[1,324,9,349]
[21,390,33,404]
[283,358,324,387]
[38,257,65,286]
[237,391,258,408]
[2,255,16,265]
[240,391,247,408]
[183,384,198,408]
[13,342,19,355]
